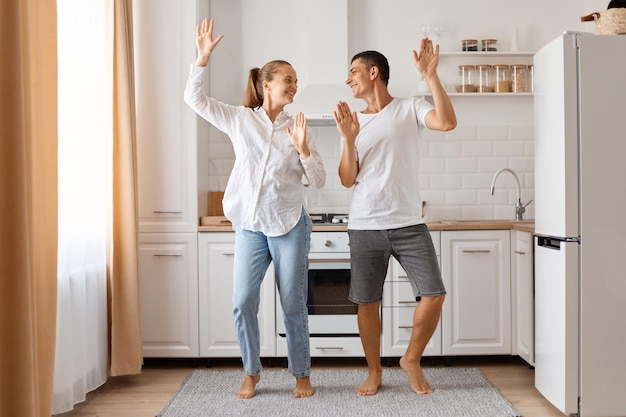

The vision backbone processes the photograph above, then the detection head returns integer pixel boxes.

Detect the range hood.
[286,0,361,126]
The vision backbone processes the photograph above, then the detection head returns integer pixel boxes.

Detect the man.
[333,38,456,396]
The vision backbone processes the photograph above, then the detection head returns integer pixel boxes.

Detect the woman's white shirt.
[184,65,326,236]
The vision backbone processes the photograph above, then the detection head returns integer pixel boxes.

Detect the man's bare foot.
[236,374,260,399]
[294,376,315,398]
[399,356,433,394]
[355,370,382,396]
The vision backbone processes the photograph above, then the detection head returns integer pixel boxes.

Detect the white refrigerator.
[534,32,626,417]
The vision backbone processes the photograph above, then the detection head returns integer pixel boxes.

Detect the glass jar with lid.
[527,64,534,92]
[457,65,476,93]
[510,64,528,92]
[461,39,478,52]
[492,64,510,93]
[476,64,493,93]
[481,39,498,52]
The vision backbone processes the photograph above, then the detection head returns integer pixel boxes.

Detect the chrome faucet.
[489,168,532,221]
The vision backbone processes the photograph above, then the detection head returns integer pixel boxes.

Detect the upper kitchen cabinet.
[134,0,199,233]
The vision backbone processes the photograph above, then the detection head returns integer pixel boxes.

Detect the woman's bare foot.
[236,374,260,399]
[399,356,433,394]
[355,370,382,396]
[294,376,315,398]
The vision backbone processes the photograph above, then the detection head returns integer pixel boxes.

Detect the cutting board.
[200,216,231,226]
[207,191,224,216]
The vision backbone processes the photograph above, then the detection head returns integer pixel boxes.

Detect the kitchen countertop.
[198,216,535,233]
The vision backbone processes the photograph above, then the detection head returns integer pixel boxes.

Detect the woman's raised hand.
[195,18,224,67]
[287,112,310,159]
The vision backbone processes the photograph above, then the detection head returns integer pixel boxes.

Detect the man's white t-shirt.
[347,97,434,230]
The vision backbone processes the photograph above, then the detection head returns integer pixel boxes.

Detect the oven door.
[276,252,359,337]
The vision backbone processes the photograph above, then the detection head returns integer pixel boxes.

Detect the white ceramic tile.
[445,190,478,205]
[445,158,477,173]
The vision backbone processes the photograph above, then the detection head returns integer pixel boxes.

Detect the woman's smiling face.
[264,64,298,107]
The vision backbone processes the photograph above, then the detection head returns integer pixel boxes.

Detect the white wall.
[196,0,607,220]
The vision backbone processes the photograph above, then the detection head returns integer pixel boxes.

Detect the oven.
[275,215,365,356]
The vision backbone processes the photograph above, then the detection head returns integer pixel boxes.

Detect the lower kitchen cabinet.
[511,230,535,366]
[382,232,442,357]
[139,233,198,357]
[176,228,531,361]
[198,232,276,357]
[441,230,512,355]
[279,337,365,358]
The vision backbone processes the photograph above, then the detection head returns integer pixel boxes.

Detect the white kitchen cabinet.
[511,230,534,366]
[139,233,198,357]
[134,0,199,233]
[441,230,511,355]
[382,232,442,357]
[198,233,276,357]
[134,0,202,359]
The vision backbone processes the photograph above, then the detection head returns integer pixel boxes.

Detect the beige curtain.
[109,0,143,376]
[0,1,59,416]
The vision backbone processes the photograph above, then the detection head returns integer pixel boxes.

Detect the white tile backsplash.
[199,121,535,221]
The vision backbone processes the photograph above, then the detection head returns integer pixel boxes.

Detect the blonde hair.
[243,60,292,108]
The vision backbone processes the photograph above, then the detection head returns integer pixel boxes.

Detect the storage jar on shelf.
[493,64,510,93]
[481,39,498,51]
[476,64,493,93]
[510,64,528,92]
[461,39,478,52]
[527,64,534,92]
[457,65,476,93]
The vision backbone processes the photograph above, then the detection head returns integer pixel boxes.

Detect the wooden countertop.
[198,216,535,233]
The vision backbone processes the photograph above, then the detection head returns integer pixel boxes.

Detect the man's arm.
[413,39,457,131]
[334,101,360,187]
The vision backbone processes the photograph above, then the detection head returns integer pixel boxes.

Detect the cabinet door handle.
[153,254,182,257]
[221,252,234,256]
[514,250,526,255]
[315,346,344,350]
[462,249,491,253]
[153,210,182,214]
[399,300,417,304]
[399,325,414,329]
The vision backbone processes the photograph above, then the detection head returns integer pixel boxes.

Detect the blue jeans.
[233,210,311,378]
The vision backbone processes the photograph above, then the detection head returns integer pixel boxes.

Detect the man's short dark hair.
[351,50,390,86]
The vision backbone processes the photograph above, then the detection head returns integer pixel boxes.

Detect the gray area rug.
[157,367,521,417]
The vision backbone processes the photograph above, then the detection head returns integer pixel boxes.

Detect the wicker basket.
[581,8,626,35]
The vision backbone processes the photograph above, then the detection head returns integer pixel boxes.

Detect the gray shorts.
[348,224,446,304]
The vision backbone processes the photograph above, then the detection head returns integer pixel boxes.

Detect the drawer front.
[384,281,418,306]
[276,336,364,357]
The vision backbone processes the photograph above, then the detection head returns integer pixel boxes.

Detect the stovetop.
[309,213,349,225]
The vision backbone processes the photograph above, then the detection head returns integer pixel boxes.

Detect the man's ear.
[370,66,378,80]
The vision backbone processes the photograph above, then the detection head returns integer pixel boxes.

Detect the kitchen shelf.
[428,51,535,98]
[418,92,533,97]
[439,51,534,57]
[448,92,533,97]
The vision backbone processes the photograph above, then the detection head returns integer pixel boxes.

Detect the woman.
[184,18,326,399]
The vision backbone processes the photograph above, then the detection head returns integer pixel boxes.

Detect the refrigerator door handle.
[537,236,580,250]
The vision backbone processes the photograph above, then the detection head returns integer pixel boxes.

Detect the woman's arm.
[194,18,224,67]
